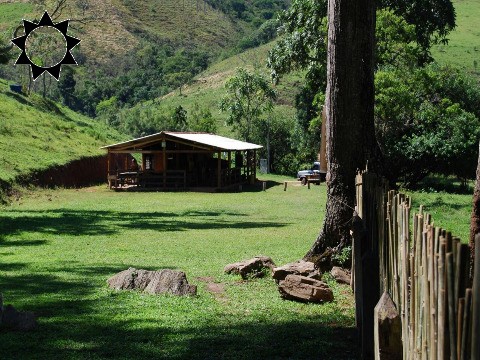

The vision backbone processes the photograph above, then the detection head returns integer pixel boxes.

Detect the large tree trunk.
[470,141,480,279]
[304,0,380,270]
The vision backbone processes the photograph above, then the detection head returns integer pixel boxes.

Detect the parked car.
[297,161,326,185]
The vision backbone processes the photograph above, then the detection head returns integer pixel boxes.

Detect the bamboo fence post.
[447,252,457,360]
[457,298,464,360]
[472,234,480,360]
[461,288,472,360]
[456,244,470,313]
[422,231,430,360]
[438,240,446,359]
[374,292,403,360]
[429,226,437,360]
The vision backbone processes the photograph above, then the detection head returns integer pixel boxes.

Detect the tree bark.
[470,141,480,280]
[304,0,381,271]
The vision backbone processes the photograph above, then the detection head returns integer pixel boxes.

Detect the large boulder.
[272,260,322,283]
[107,268,197,296]
[278,275,334,303]
[330,266,351,285]
[224,256,276,279]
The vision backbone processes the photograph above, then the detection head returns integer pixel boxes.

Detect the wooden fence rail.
[354,169,480,360]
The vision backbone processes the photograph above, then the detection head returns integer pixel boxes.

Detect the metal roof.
[102,132,262,151]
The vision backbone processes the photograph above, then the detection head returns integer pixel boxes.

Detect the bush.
[375,64,480,185]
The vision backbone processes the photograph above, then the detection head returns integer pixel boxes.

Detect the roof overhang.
[102,132,263,152]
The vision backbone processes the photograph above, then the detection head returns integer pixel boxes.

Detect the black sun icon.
[11,11,81,81]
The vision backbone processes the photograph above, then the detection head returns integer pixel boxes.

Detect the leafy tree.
[96,96,120,127]
[375,65,480,185]
[189,103,218,133]
[251,114,296,174]
[0,35,12,65]
[268,0,455,87]
[220,68,276,142]
[171,105,188,131]
[57,66,76,108]
[379,0,455,63]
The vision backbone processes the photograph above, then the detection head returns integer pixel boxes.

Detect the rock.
[272,260,322,283]
[331,266,351,285]
[1,304,36,331]
[144,269,197,296]
[107,268,196,296]
[224,256,276,279]
[107,268,153,291]
[278,275,334,303]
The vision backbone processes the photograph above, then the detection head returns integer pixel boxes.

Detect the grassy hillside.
[0,78,124,183]
[0,0,247,62]
[124,41,303,137]
[432,0,480,78]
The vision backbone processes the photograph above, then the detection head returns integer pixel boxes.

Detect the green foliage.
[237,18,280,51]
[171,105,188,131]
[379,0,456,63]
[250,113,296,174]
[375,64,480,185]
[96,96,120,127]
[0,35,13,65]
[189,103,218,133]
[376,9,422,68]
[57,66,76,108]
[267,0,328,88]
[332,246,352,268]
[220,68,276,142]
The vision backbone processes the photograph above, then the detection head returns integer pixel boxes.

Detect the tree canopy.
[220,68,276,142]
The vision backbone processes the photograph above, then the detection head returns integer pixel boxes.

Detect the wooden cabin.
[102,131,262,191]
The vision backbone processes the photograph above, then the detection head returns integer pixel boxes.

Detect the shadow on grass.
[242,180,282,192]
[1,301,357,360]
[0,209,288,239]
[0,264,357,359]
[4,91,31,106]
[405,174,474,195]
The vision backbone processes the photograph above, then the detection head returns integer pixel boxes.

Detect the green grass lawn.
[0,173,474,359]
[0,176,357,359]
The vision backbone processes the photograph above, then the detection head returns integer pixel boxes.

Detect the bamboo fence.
[354,169,480,360]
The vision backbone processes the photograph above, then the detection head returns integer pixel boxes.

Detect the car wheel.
[301,177,307,185]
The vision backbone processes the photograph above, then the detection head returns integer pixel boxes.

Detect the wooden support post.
[217,151,221,188]
[163,139,167,189]
[228,151,232,185]
[253,150,257,184]
[472,234,480,359]
[284,181,287,191]
[374,292,402,360]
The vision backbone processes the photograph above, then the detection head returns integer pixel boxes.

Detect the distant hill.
[120,40,303,137]
[0,0,281,62]
[0,78,124,183]
[432,0,480,78]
